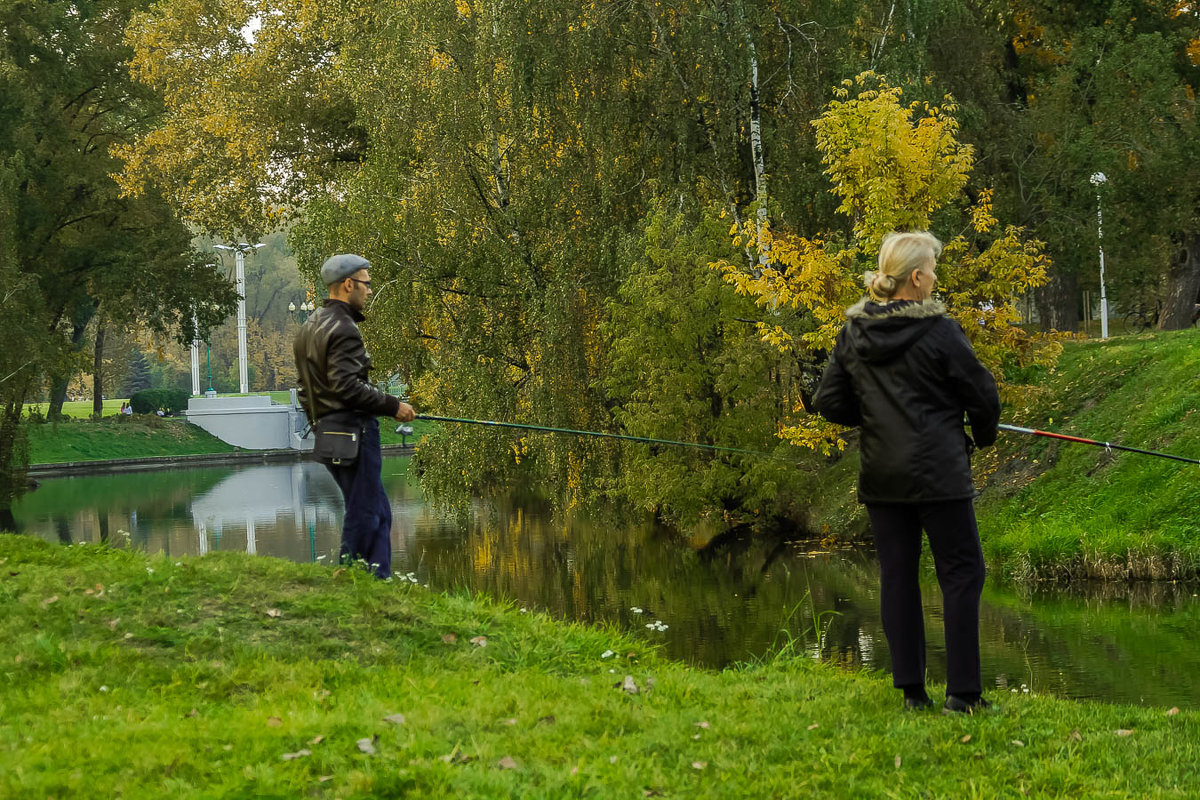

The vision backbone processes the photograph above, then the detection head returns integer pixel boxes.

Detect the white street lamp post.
[190,313,201,396]
[1090,172,1109,339]
[214,242,265,394]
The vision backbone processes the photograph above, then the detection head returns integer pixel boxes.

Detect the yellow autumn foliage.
[714,72,1063,455]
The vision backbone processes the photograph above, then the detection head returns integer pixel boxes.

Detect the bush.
[129,388,190,415]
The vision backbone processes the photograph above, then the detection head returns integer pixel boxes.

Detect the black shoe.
[943,695,992,715]
[904,696,934,711]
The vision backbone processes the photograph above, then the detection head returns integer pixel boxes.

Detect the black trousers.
[867,499,985,696]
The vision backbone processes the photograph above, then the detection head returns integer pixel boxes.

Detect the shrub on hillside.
[129,388,190,415]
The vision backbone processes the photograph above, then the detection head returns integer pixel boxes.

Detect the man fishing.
[294,253,415,579]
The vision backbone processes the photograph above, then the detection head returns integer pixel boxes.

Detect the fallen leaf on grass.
[691,761,707,770]
[960,735,971,744]
[497,756,519,770]
[570,766,579,776]
[1167,707,1180,717]
[267,717,283,728]
[538,715,556,725]
[107,618,120,630]
[265,608,282,618]
[382,714,406,725]
[609,755,619,764]
[357,737,377,754]
[807,723,819,731]
[310,735,325,745]
[332,568,346,578]
[469,636,487,647]
[41,595,59,608]
[123,632,133,639]
[318,776,333,782]
[14,655,23,665]
[1115,729,1134,737]
[503,718,518,726]
[185,709,199,718]
[281,749,311,761]
[693,721,710,729]
[1011,740,1025,747]
[894,756,902,769]
[622,675,639,694]
[1069,729,1082,742]
[442,633,457,644]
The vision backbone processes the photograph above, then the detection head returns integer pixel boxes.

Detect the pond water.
[14,457,1200,708]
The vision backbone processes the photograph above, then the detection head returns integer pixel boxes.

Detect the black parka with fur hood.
[813,298,1001,505]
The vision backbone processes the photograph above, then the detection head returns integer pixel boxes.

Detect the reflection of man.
[293,254,415,578]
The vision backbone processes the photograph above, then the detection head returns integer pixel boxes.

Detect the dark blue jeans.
[326,418,392,579]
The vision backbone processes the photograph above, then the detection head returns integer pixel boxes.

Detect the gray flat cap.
[320,253,371,286]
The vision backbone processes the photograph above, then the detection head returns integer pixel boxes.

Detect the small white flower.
[99,686,108,692]
[145,568,154,574]
[519,608,528,613]
[601,650,615,659]
[630,606,643,614]
[174,562,181,567]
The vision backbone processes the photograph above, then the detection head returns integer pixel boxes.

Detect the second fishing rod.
[403,415,1200,466]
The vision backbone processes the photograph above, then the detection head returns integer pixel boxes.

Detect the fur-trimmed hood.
[842,297,949,364]
[845,297,948,320]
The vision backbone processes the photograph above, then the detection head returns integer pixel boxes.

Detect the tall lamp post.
[1090,172,1109,339]
[214,242,265,394]
[189,313,201,396]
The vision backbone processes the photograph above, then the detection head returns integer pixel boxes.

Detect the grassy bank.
[975,328,1200,580]
[27,417,235,464]
[1,536,1197,798]
[27,415,432,465]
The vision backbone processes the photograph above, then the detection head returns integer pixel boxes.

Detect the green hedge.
[129,388,190,415]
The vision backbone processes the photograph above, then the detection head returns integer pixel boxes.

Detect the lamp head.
[1090,172,1107,186]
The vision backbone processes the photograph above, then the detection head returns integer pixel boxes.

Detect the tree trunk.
[46,317,92,420]
[1158,234,1200,330]
[92,318,105,419]
[0,379,31,528]
[1035,269,1079,332]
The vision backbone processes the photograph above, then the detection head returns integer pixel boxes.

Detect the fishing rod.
[998,423,1200,465]
[403,415,1200,466]
[409,414,771,458]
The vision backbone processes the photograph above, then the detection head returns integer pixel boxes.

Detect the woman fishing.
[812,231,1000,714]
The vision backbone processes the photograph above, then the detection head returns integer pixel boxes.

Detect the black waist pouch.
[313,413,363,466]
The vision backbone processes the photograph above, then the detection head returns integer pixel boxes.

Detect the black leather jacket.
[293,299,400,422]
[813,298,1000,504]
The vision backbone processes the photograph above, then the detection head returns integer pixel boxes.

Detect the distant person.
[121,402,132,416]
[813,231,1001,714]
[293,254,416,579]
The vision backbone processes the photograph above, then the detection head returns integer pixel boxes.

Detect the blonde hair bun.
[863,270,897,301]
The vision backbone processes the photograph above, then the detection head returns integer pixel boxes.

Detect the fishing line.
[410,414,772,458]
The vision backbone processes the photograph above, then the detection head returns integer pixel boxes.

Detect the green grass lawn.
[27,418,236,464]
[24,399,131,418]
[0,535,1196,799]
[975,327,1200,580]
[26,414,431,465]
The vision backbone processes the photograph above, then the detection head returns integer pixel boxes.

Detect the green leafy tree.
[604,202,811,525]
[0,0,237,522]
